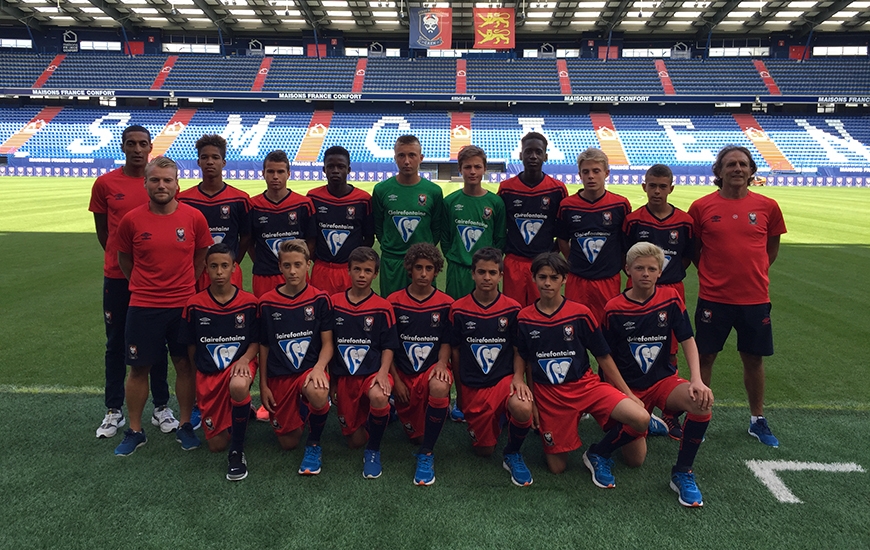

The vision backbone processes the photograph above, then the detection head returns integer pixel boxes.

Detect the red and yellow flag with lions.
[473,8,515,49]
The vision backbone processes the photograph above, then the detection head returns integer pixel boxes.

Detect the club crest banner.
[473,8,515,49]
[409,8,453,50]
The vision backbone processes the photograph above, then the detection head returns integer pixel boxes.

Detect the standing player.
[449,247,534,487]
[258,240,333,475]
[89,125,174,439]
[331,247,400,479]
[557,147,631,323]
[177,134,250,292]
[623,164,695,439]
[514,252,649,488]
[372,135,445,297]
[180,243,259,481]
[688,145,786,447]
[387,244,454,485]
[441,145,506,299]
[248,150,316,298]
[307,145,374,295]
[602,243,713,507]
[497,132,567,307]
[113,157,213,456]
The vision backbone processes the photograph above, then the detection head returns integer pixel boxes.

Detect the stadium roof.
[1,0,867,37]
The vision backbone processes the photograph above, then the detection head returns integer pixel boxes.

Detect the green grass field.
[1,177,869,549]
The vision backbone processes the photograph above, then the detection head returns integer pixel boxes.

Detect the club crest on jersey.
[392,216,421,243]
[749,212,757,225]
[516,218,543,245]
[404,341,434,372]
[630,342,662,374]
[497,317,508,332]
[541,196,550,209]
[128,345,138,360]
[668,230,679,244]
[543,432,555,446]
[204,417,214,430]
[471,344,501,374]
[338,415,347,427]
[346,206,356,219]
[211,232,226,244]
[602,211,613,226]
[363,316,375,331]
[279,337,311,370]
[563,324,574,341]
[272,418,281,430]
[207,342,240,370]
[418,194,427,206]
[235,314,245,328]
[538,358,572,384]
[104,311,112,324]
[304,306,315,321]
[431,312,441,327]
[176,228,186,242]
[339,344,370,375]
[266,237,290,258]
[220,205,230,219]
[483,206,493,220]
[403,422,414,434]
[701,309,712,323]
[577,237,606,264]
[458,225,484,252]
[322,229,350,257]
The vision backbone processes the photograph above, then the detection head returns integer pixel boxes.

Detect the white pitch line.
[746,460,867,504]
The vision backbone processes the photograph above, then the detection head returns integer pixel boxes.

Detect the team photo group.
[89,124,785,509]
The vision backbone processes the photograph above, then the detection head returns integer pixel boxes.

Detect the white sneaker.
[96,408,126,438]
[151,405,179,433]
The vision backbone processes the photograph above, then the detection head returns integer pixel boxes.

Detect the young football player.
[387,244,454,485]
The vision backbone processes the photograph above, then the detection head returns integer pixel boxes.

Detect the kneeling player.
[449,247,534,486]
[259,240,333,475]
[388,244,454,485]
[181,243,259,480]
[331,247,399,479]
[515,253,649,487]
[602,242,713,507]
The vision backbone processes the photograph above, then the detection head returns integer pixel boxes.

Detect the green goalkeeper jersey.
[441,189,507,268]
[372,176,444,259]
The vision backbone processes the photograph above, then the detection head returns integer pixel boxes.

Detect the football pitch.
[1,177,868,549]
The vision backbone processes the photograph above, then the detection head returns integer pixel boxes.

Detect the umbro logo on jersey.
[114,193,125,201]
[513,199,523,208]
[199,317,211,325]
[639,230,650,239]
[211,232,226,244]
[538,358,571,384]
[272,312,282,320]
[392,216,421,243]
[404,341,434,373]
[339,344,370,375]
[516,218,543,245]
[471,344,501,375]
[572,214,583,223]
[630,342,662,374]
[141,232,152,241]
[322,229,350,257]
[318,206,329,214]
[577,237,605,264]
[458,225,484,252]
[529,330,540,339]
[258,216,269,224]
[279,337,311,369]
[207,342,241,370]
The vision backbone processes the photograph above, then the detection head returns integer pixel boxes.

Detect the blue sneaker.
[502,453,533,486]
[190,405,202,431]
[175,422,201,451]
[748,417,779,447]
[114,429,147,456]
[450,401,466,423]
[298,445,322,475]
[414,453,435,486]
[583,450,616,488]
[363,449,382,479]
[648,414,669,437]
[670,469,704,507]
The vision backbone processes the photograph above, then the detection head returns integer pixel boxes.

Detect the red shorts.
[266,370,326,435]
[502,254,538,307]
[565,273,621,323]
[393,369,453,439]
[252,274,285,298]
[196,262,244,293]
[460,375,513,448]
[335,373,394,436]
[196,360,257,440]
[311,260,350,296]
[631,374,688,414]
[533,369,629,454]
[624,280,685,356]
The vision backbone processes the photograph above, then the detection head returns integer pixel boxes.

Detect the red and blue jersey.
[388,287,453,376]
[177,183,250,260]
[623,205,694,285]
[258,285,333,377]
[307,185,374,265]
[330,291,399,377]
[602,286,694,390]
[249,191,316,276]
[497,174,567,258]
[181,287,259,375]
[449,293,521,388]
[557,190,631,280]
